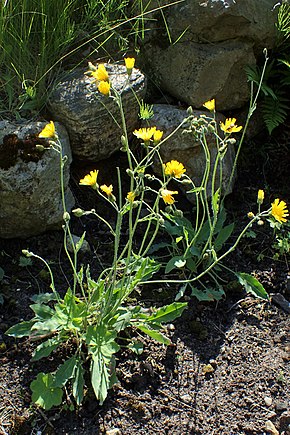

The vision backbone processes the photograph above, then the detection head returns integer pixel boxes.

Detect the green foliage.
[235,272,269,300]
[246,2,290,134]
[7,259,186,407]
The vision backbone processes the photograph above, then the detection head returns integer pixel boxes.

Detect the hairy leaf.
[31,373,63,410]
[235,272,269,300]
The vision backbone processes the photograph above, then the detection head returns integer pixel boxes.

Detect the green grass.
[0,0,131,118]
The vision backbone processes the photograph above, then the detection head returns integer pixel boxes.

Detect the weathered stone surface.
[0,121,74,238]
[135,0,277,110]
[49,63,147,161]
[150,104,236,201]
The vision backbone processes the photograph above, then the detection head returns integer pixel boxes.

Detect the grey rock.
[150,104,236,201]
[135,0,277,110]
[0,121,74,238]
[264,396,273,407]
[49,63,147,161]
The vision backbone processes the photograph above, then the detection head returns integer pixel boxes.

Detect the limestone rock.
[135,0,277,110]
[49,63,147,161]
[0,121,74,238]
[150,104,236,201]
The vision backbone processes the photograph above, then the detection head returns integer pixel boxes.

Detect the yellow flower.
[271,198,289,223]
[92,64,109,82]
[133,127,156,142]
[124,57,135,72]
[257,189,264,205]
[100,184,113,197]
[164,160,186,178]
[203,99,215,111]
[220,118,242,133]
[247,212,255,219]
[127,191,136,202]
[79,170,98,188]
[153,129,163,143]
[98,81,110,96]
[38,121,57,139]
[161,189,178,204]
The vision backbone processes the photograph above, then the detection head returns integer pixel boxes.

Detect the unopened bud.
[22,249,32,257]
[187,106,193,115]
[126,169,134,177]
[247,212,255,219]
[72,208,84,217]
[257,219,264,226]
[121,135,127,147]
[63,211,70,222]
[35,144,45,152]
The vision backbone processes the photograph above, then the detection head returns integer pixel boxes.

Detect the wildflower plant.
[6,57,289,412]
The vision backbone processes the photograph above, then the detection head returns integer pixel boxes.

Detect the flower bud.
[126,168,134,177]
[72,208,84,217]
[121,135,127,147]
[22,249,32,257]
[257,219,264,226]
[63,211,70,222]
[35,144,45,152]
[187,106,193,115]
[247,212,255,219]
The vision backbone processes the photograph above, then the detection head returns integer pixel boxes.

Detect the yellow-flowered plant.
[92,63,109,82]
[10,55,284,413]
[164,160,186,178]
[271,198,289,223]
[98,80,110,96]
[79,170,98,188]
[161,189,178,204]
[220,118,243,133]
[203,99,215,111]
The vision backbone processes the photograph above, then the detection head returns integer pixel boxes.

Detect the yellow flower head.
[164,160,186,178]
[271,198,289,223]
[133,127,156,142]
[257,189,264,205]
[127,191,136,202]
[92,64,109,82]
[100,184,113,197]
[124,57,135,71]
[153,129,163,143]
[161,189,178,205]
[247,212,255,219]
[98,81,110,96]
[79,170,98,188]
[220,118,242,134]
[203,99,215,111]
[39,121,57,139]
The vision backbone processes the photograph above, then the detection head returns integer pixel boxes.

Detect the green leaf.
[214,223,234,251]
[235,272,269,300]
[212,188,220,214]
[191,286,225,301]
[30,303,55,320]
[53,356,77,388]
[91,353,110,405]
[75,232,86,253]
[165,256,185,273]
[72,359,85,406]
[136,325,171,345]
[30,293,58,304]
[31,336,62,361]
[6,320,35,338]
[127,341,144,355]
[19,256,33,267]
[146,302,187,324]
[31,373,63,410]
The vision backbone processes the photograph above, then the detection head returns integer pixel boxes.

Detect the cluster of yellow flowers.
[203,98,242,133]
[133,127,163,145]
[89,58,136,96]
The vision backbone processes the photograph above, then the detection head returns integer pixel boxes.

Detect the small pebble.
[106,429,121,435]
[276,402,288,412]
[167,323,175,331]
[265,420,279,435]
[264,396,273,407]
[180,394,193,404]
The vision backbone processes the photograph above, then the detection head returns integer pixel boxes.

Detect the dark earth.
[0,113,289,435]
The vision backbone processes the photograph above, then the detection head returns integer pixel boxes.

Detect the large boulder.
[0,121,74,238]
[49,63,147,161]
[150,104,236,201]
[134,0,278,110]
